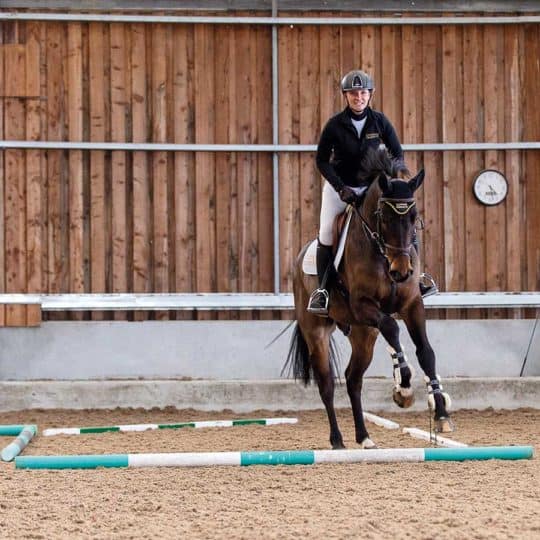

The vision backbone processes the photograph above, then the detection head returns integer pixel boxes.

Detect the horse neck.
[358,181,381,230]
[344,181,381,263]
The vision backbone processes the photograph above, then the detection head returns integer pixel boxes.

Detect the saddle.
[302,206,354,276]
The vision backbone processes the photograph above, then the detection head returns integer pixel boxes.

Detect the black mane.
[357,148,413,198]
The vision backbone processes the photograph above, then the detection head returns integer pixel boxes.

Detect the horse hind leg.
[306,330,345,449]
[346,326,378,449]
[288,317,345,449]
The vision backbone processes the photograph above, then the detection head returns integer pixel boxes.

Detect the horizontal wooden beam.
[2,13,540,24]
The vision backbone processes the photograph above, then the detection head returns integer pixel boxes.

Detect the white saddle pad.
[302,207,354,275]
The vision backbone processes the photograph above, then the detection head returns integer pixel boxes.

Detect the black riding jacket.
[316,106,405,191]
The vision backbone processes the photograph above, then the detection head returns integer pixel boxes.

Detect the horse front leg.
[378,314,415,409]
[346,325,378,448]
[402,299,454,433]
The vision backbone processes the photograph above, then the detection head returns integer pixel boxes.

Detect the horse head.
[376,170,424,282]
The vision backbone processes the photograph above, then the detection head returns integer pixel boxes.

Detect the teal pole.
[0,425,27,436]
[424,445,534,461]
[16,454,129,469]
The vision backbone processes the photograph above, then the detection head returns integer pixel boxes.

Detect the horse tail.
[281,322,341,386]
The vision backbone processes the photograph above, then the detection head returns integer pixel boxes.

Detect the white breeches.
[318,182,367,246]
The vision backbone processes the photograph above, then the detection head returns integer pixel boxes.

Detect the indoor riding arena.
[0,2,539,539]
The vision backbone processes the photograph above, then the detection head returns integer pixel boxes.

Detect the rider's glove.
[338,186,358,205]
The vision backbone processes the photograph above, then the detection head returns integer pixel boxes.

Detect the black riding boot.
[307,242,333,316]
[413,234,438,298]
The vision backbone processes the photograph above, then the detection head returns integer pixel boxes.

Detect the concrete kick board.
[0,319,537,380]
[0,378,538,413]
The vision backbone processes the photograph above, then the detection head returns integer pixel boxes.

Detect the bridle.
[353,196,418,267]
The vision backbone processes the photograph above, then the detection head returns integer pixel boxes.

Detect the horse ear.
[378,173,390,194]
[408,169,425,192]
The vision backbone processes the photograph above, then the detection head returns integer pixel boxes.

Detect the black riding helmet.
[340,70,374,92]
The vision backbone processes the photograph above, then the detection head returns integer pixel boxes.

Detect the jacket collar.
[338,106,372,126]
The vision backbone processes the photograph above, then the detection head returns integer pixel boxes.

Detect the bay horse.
[283,148,453,449]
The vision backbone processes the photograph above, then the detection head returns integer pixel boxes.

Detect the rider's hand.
[338,186,358,205]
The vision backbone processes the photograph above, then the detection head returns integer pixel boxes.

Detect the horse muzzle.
[389,254,414,283]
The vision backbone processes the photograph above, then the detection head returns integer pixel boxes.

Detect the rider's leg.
[307,241,334,315]
[412,232,438,298]
[307,182,345,316]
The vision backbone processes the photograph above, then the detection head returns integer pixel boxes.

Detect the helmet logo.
[352,75,363,88]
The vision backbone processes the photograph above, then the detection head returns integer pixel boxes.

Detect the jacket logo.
[366,133,379,139]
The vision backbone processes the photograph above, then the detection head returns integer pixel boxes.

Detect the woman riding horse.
[308,69,437,316]
[284,148,453,449]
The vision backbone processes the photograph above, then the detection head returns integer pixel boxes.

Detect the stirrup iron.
[307,288,329,315]
[420,273,438,298]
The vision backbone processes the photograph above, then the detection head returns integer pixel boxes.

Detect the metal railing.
[0,292,538,310]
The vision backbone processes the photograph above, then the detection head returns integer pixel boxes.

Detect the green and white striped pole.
[1,425,37,462]
[42,417,298,436]
[15,445,534,470]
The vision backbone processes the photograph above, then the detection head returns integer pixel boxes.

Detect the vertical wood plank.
[523,24,540,297]
[67,23,84,298]
[238,25,258,320]
[173,24,195,320]
[4,42,27,325]
[360,25,376,73]
[319,24,340,124]
[483,25,506,318]
[255,24,274,319]
[89,23,107,321]
[227,28,240,319]
[110,23,128,319]
[339,24,355,75]
[131,23,151,315]
[25,22,43,326]
[463,25,486,319]
[299,25,319,247]
[151,24,170,319]
[235,25,253,298]
[278,24,300,293]
[46,23,67,297]
[504,25,523,318]
[380,25,401,135]
[214,23,232,298]
[421,25,444,318]
[441,24,465,295]
[4,44,26,97]
[193,24,216,302]
[401,25,420,176]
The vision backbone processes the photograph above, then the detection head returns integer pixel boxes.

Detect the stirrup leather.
[307,288,329,315]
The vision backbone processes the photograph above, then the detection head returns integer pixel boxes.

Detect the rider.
[307,69,437,316]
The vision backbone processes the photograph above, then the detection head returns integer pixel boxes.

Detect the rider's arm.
[315,121,346,193]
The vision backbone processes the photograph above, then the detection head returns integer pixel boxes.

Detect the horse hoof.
[331,440,346,450]
[435,417,455,433]
[360,437,377,449]
[392,387,415,409]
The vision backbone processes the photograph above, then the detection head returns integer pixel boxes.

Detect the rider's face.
[345,89,371,113]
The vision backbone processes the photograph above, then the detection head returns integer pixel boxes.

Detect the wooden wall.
[0,13,539,322]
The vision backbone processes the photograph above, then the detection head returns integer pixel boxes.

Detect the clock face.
[473,170,508,206]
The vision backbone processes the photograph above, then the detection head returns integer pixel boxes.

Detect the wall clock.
[472,170,508,206]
